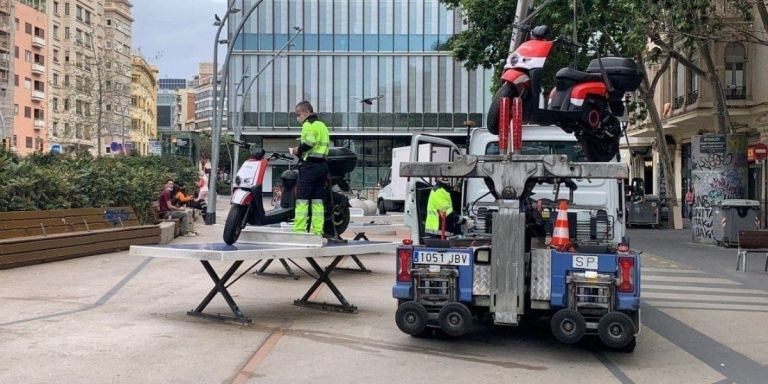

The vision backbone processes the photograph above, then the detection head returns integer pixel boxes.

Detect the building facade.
[177,86,195,130]
[12,0,47,156]
[157,77,185,90]
[0,0,13,148]
[227,0,492,189]
[192,62,227,132]
[156,87,178,131]
[102,0,133,154]
[130,54,156,155]
[626,4,768,225]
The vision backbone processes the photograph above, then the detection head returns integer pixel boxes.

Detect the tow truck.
[391,132,641,352]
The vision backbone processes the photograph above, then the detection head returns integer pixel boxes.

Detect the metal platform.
[129,239,396,324]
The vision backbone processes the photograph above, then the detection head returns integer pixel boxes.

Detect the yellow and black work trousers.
[293,160,329,235]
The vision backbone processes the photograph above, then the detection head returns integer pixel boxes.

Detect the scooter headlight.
[235,176,241,185]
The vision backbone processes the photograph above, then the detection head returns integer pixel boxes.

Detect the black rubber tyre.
[598,312,636,349]
[223,204,249,245]
[550,309,587,344]
[324,192,350,238]
[486,82,517,135]
[438,302,473,337]
[378,199,387,215]
[395,301,429,336]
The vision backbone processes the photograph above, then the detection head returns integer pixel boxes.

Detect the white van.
[465,126,626,245]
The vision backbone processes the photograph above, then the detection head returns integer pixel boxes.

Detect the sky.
[132,0,229,80]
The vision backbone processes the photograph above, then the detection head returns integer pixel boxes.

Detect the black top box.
[586,57,642,92]
[327,147,357,177]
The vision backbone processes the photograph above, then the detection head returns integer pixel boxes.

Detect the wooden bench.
[736,230,768,272]
[0,207,160,269]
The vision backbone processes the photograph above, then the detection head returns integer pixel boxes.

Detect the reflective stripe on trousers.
[310,199,325,236]
[294,199,309,233]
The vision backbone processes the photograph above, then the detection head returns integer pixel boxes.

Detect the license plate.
[572,255,598,270]
[413,251,470,266]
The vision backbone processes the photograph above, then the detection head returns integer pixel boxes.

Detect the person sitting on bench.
[158,179,197,237]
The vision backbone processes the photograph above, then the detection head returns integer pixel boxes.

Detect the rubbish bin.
[712,199,761,247]
[627,195,660,228]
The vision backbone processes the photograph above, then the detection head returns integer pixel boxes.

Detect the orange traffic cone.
[551,200,570,251]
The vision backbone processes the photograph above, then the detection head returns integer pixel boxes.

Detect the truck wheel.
[378,199,386,215]
[598,312,636,349]
[550,309,586,344]
[395,301,428,336]
[438,302,473,337]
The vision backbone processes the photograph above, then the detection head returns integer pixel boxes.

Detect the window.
[34,54,44,65]
[52,98,58,111]
[64,75,70,86]
[24,50,31,62]
[24,78,31,90]
[14,104,18,116]
[725,42,746,99]
[65,27,70,39]
[14,46,18,59]
[53,1,59,14]
[107,19,111,26]
[52,122,58,135]
[85,10,91,25]
[34,109,44,120]
[76,5,83,21]
[65,2,69,15]
[34,27,44,39]
[64,98,70,111]
[26,137,33,149]
[15,18,18,31]
[14,75,18,87]
[34,81,44,92]
[53,49,59,62]
[24,107,31,118]
[76,100,82,115]
[25,23,31,34]
[53,25,59,39]
[53,73,59,86]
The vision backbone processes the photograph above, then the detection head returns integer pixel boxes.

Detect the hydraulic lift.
[129,229,396,324]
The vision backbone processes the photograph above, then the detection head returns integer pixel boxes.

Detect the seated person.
[425,177,472,238]
[175,185,207,212]
[158,179,197,237]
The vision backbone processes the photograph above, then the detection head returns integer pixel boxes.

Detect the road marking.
[644,292,768,304]
[645,301,768,312]
[641,275,739,285]
[231,329,285,384]
[643,284,767,295]
[641,267,705,274]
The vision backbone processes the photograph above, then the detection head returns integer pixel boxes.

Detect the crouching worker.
[425,177,473,239]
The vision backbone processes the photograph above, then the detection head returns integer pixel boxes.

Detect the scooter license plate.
[413,251,470,266]
[572,255,599,270]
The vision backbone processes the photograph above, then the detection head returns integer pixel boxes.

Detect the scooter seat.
[555,67,604,83]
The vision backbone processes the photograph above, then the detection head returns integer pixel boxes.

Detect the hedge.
[0,150,199,224]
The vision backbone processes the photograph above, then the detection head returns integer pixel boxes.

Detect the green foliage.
[0,149,198,224]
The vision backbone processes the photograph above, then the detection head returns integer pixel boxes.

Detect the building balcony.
[724,86,746,100]
[32,63,45,75]
[31,90,45,101]
[32,36,45,49]
[34,119,45,129]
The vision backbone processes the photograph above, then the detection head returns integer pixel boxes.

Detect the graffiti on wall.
[691,135,747,243]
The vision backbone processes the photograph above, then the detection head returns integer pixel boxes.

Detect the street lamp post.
[205,0,241,225]
[231,73,250,173]
[234,27,303,173]
[207,0,264,225]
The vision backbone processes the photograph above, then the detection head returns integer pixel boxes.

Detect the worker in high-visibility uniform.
[424,177,473,238]
[291,101,330,235]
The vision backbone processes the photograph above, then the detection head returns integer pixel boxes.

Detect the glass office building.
[227,0,493,189]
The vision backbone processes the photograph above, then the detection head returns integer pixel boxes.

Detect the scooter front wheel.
[486,82,517,135]
[223,204,249,245]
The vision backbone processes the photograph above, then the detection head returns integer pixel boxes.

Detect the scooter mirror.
[531,25,550,39]
[250,147,266,159]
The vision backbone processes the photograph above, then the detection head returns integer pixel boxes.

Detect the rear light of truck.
[397,247,413,282]
[617,256,635,293]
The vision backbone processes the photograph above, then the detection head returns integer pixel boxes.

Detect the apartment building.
[46,0,133,155]
[12,0,47,156]
[192,62,227,132]
[178,87,195,131]
[101,0,133,154]
[0,0,14,146]
[626,4,768,229]
[130,54,155,155]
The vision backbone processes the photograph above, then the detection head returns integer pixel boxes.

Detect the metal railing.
[673,95,685,110]
[725,86,746,99]
[685,90,699,106]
